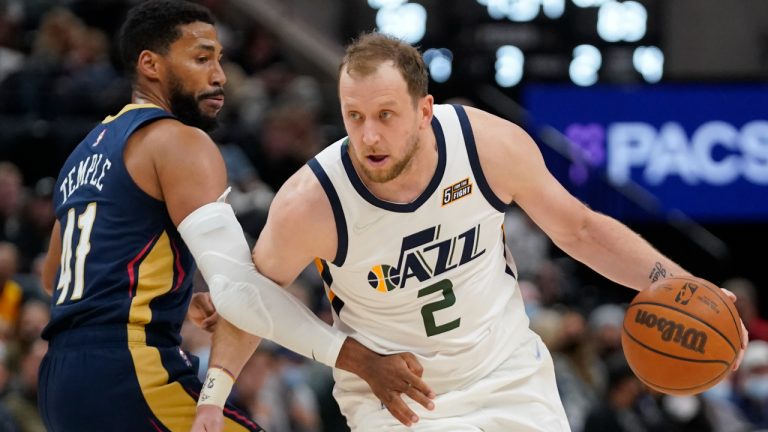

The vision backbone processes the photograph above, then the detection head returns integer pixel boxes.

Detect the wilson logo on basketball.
[635,309,708,354]
[674,282,699,305]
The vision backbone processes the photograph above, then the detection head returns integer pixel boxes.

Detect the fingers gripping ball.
[622,277,743,396]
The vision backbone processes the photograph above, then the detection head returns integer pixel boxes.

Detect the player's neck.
[132,87,172,114]
[359,131,438,204]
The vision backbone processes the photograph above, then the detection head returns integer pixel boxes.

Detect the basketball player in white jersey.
[193,32,747,431]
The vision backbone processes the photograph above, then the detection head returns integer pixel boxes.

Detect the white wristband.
[198,367,235,408]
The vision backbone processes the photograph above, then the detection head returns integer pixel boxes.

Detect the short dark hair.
[118,0,214,77]
[340,32,428,102]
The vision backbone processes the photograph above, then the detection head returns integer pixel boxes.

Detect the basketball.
[622,276,743,396]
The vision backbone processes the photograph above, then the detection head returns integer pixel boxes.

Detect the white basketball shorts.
[335,332,571,431]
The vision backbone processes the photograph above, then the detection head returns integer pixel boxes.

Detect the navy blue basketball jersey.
[39,104,263,432]
[43,104,195,346]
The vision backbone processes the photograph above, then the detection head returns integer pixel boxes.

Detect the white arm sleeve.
[177,199,346,367]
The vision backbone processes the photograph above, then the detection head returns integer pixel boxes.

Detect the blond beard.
[352,133,420,183]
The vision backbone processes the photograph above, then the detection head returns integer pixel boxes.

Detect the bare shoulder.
[127,118,222,174]
[126,118,226,224]
[253,164,337,285]
[261,165,337,262]
[141,119,220,159]
[462,105,547,204]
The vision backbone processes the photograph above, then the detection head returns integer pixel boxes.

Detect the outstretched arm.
[468,106,747,367]
[469,107,687,290]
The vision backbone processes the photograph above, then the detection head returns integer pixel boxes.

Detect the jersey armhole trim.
[452,104,509,213]
[307,158,348,267]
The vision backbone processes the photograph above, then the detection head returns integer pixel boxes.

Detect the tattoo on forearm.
[649,262,668,282]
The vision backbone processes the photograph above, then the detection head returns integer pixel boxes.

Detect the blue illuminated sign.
[523,84,768,221]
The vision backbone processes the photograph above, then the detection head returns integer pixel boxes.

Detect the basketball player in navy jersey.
[39,3,433,431]
[193,32,749,431]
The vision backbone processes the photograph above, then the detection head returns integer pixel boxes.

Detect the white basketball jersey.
[309,104,532,395]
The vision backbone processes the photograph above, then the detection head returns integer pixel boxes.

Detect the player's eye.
[197,56,209,64]
[380,111,392,120]
[349,112,361,121]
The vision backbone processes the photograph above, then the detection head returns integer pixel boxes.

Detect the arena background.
[1,1,767,431]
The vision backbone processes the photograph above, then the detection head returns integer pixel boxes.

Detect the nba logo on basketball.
[674,282,698,305]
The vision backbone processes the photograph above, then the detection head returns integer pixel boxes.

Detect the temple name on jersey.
[59,153,112,204]
[368,224,485,292]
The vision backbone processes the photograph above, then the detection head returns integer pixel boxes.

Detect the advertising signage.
[523,84,768,222]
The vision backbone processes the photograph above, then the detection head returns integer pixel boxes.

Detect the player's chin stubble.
[353,135,420,184]
[167,74,219,132]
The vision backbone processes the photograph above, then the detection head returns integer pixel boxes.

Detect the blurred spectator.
[656,394,715,432]
[9,177,54,273]
[0,347,19,431]
[583,355,665,432]
[0,8,84,117]
[180,317,212,382]
[251,103,323,192]
[302,356,348,432]
[14,299,48,350]
[550,309,606,432]
[0,162,23,242]
[218,141,274,238]
[588,303,626,358]
[237,26,285,76]
[56,25,125,115]
[0,343,10,396]
[0,405,19,431]
[0,242,22,332]
[519,279,543,319]
[529,307,563,349]
[503,207,550,280]
[0,44,23,85]
[0,0,23,50]
[275,351,322,432]
[1,337,46,432]
[702,374,753,432]
[735,339,768,428]
[234,345,291,432]
[724,277,768,342]
[533,259,577,308]
[1,298,49,387]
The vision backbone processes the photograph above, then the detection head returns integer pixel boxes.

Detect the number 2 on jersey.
[418,279,461,337]
[56,203,97,305]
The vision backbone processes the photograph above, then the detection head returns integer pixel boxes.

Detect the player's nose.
[211,60,226,87]
[361,122,380,146]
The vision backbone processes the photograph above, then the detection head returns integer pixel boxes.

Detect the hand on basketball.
[721,288,749,371]
[191,404,224,432]
[361,352,436,427]
[188,292,219,332]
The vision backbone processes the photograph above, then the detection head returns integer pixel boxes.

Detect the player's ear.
[137,50,163,81]
[418,94,434,130]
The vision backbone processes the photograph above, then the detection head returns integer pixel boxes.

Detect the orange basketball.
[622,276,742,396]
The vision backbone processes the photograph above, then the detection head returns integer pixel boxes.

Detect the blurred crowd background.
[1,0,767,431]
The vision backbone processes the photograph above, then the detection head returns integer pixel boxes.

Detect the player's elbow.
[552,208,598,256]
[207,275,274,338]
